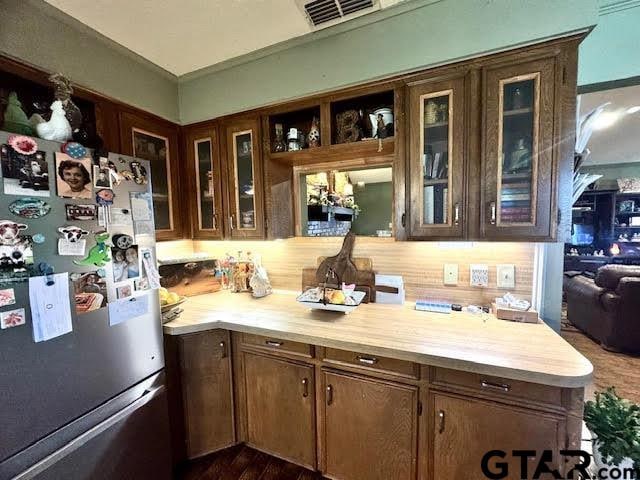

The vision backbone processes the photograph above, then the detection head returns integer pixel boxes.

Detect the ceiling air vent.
[297,0,380,30]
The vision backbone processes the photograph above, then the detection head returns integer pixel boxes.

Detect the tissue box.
[375,275,405,304]
[492,303,539,323]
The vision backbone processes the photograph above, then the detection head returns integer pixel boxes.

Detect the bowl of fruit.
[296,286,365,313]
[159,287,186,313]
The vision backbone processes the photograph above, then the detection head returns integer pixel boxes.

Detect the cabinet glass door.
[232,130,256,230]
[195,138,217,230]
[421,91,452,226]
[497,75,538,226]
[483,58,555,239]
[408,76,465,239]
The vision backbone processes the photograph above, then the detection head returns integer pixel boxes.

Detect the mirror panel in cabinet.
[421,91,452,226]
[497,75,539,226]
[132,127,173,231]
[296,165,393,237]
[194,138,216,230]
[232,130,257,230]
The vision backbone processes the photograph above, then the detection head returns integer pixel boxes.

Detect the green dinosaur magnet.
[73,232,111,267]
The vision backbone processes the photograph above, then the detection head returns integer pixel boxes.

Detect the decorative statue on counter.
[2,92,35,136]
[34,101,72,142]
[249,253,272,298]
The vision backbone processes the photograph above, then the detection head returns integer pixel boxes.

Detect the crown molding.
[598,0,640,15]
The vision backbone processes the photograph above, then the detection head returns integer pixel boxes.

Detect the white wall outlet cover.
[443,264,458,286]
[497,264,516,289]
[470,264,489,287]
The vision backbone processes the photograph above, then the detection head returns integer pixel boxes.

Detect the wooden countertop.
[163,291,593,388]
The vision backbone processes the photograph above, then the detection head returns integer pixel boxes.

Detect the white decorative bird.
[35,100,72,142]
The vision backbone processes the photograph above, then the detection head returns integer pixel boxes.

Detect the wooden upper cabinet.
[184,124,224,239]
[321,370,418,480]
[222,117,265,239]
[408,74,466,239]
[179,331,235,459]
[431,392,563,480]
[481,57,557,240]
[119,111,183,240]
[243,352,316,468]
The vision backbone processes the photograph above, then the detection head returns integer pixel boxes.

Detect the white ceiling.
[43,0,405,77]
[348,167,392,184]
[579,83,640,166]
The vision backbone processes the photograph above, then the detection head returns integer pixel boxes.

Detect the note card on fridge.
[108,294,149,326]
[29,273,73,342]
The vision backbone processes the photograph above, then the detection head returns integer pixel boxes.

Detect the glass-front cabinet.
[224,118,265,239]
[482,58,555,239]
[185,125,223,239]
[408,75,465,238]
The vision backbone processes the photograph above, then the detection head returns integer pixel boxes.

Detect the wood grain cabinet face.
[322,370,418,480]
[179,331,234,459]
[431,392,563,480]
[119,111,183,240]
[481,58,557,240]
[184,125,224,239]
[408,75,466,239]
[243,352,316,468]
[223,118,265,239]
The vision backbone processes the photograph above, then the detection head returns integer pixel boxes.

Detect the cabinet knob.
[489,201,497,225]
[454,203,460,226]
[219,341,227,358]
[265,340,283,347]
[438,410,445,434]
[229,215,235,230]
[326,384,333,406]
[302,378,309,398]
[356,355,378,365]
[480,380,511,392]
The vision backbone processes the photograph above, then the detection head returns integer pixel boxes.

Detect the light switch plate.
[443,264,458,286]
[470,264,489,287]
[497,264,516,289]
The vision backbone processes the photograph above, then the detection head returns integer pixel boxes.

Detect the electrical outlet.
[497,264,516,289]
[443,264,458,286]
[470,264,489,287]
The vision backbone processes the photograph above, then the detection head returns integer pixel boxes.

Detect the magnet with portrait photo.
[0,222,33,283]
[55,153,92,199]
[1,143,50,197]
[72,271,107,314]
[111,244,140,282]
[116,284,132,299]
[93,165,112,189]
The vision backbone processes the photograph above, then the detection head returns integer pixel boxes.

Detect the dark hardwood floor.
[175,445,327,480]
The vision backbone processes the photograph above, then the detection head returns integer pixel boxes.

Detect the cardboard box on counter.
[491,303,540,323]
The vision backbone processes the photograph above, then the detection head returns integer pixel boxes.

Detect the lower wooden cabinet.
[178,331,235,458]
[322,370,418,480]
[431,392,563,480]
[243,352,316,468]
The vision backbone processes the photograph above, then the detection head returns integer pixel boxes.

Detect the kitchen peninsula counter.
[163,290,592,388]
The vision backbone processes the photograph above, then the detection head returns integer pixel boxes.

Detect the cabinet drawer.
[323,348,419,379]
[241,333,313,358]
[431,367,562,408]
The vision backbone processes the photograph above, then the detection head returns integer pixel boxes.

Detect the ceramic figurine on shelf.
[35,101,72,142]
[49,73,83,133]
[2,92,35,135]
[273,123,286,152]
[307,117,320,148]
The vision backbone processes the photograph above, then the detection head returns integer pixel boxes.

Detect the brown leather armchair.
[564,265,640,353]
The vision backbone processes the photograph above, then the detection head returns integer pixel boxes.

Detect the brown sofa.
[564,265,640,353]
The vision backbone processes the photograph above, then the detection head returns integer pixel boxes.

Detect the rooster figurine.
[34,100,72,142]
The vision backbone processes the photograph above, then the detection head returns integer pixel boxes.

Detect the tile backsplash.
[157,238,537,306]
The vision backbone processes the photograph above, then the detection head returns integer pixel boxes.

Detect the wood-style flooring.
[561,328,640,404]
[175,445,327,480]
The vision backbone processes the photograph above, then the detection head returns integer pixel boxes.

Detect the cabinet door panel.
[184,125,224,239]
[244,352,315,468]
[323,370,417,480]
[432,392,563,480]
[179,331,234,458]
[119,111,183,240]
[482,58,556,240]
[224,118,265,239]
[408,75,466,239]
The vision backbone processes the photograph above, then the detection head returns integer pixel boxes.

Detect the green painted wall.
[351,182,392,236]
[578,4,640,86]
[179,0,597,124]
[0,0,179,122]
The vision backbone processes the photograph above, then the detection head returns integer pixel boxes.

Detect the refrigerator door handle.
[13,385,165,480]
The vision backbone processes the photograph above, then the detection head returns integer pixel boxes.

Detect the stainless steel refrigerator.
[0,131,171,480]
